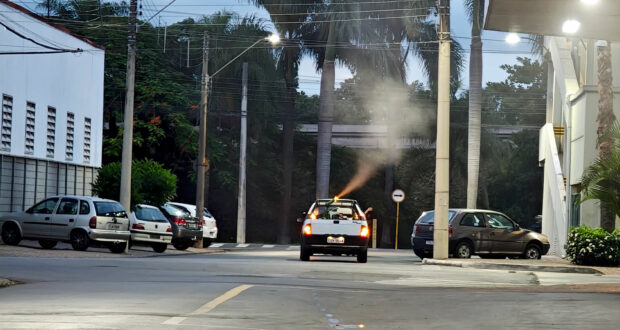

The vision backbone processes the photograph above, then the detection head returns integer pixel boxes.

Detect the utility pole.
[236,63,249,243]
[195,32,209,249]
[433,0,451,260]
[119,0,138,213]
[163,25,167,53]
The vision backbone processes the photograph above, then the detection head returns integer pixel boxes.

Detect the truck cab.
[299,198,369,263]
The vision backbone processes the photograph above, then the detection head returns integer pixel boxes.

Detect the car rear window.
[94,202,127,218]
[162,204,190,218]
[416,211,456,224]
[135,207,168,222]
[310,201,362,220]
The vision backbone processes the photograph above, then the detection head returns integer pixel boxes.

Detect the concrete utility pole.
[195,33,209,248]
[119,0,138,212]
[433,0,451,260]
[236,63,249,243]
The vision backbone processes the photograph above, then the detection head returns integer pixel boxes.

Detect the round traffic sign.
[391,189,405,203]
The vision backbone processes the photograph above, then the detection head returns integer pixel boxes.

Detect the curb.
[422,259,603,275]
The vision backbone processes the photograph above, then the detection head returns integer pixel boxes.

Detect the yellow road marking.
[162,284,253,325]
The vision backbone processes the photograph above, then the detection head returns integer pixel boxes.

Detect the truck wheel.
[357,248,368,263]
[300,246,311,261]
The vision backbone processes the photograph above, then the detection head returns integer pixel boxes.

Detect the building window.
[47,107,56,158]
[1,95,13,152]
[25,102,36,155]
[84,117,91,163]
[66,112,74,161]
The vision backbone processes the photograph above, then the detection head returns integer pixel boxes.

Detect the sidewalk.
[423,256,620,275]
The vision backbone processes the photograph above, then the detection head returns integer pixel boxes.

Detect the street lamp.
[194,32,280,246]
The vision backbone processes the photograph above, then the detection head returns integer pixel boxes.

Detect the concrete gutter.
[422,258,604,275]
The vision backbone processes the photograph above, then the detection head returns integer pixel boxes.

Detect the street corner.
[421,257,609,275]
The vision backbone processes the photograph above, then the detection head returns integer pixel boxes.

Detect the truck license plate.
[327,236,345,244]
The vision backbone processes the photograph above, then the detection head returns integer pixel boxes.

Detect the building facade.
[0,0,104,214]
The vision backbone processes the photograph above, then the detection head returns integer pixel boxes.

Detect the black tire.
[202,238,212,248]
[454,241,473,258]
[523,243,542,259]
[70,230,89,251]
[172,240,190,251]
[1,223,21,246]
[357,248,368,263]
[38,240,57,249]
[152,243,167,253]
[413,248,428,260]
[108,242,126,254]
[300,246,311,261]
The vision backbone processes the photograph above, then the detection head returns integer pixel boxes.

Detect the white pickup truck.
[299,198,370,263]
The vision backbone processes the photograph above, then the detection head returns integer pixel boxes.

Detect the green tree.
[93,159,177,208]
[581,121,620,222]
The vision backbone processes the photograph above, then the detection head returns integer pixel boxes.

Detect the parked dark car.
[410,209,550,260]
[159,203,202,250]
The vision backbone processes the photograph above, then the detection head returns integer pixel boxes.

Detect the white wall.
[0,2,104,167]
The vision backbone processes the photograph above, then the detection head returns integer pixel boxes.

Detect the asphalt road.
[1,247,620,329]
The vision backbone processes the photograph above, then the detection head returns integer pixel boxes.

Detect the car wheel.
[357,248,368,263]
[202,238,212,248]
[523,244,541,259]
[108,242,126,254]
[70,230,89,251]
[1,223,22,246]
[455,241,473,258]
[152,243,167,253]
[413,248,427,260]
[38,240,57,249]
[300,246,311,261]
[172,240,190,251]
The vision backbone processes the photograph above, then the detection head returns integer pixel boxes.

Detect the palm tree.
[465,0,485,209]
[581,121,620,224]
[596,41,617,232]
[251,1,322,243]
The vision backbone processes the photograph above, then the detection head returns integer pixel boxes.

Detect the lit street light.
[195,32,280,246]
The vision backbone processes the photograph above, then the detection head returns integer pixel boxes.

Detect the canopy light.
[562,20,581,34]
[580,0,599,5]
[505,33,521,45]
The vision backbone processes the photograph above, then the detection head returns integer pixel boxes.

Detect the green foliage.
[92,160,177,208]
[580,121,620,219]
[565,226,620,266]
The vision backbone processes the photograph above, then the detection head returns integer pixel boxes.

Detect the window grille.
[84,117,91,163]
[47,107,56,158]
[1,95,13,151]
[25,102,36,154]
[66,112,74,160]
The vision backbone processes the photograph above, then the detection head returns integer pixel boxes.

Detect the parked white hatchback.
[166,202,218,247]
[0,196,130,253]
[129,204,172,253]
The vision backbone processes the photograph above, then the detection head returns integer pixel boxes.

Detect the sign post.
[391,189,405,250]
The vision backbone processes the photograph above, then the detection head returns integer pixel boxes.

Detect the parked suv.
[159,203,202,250]
[410,209,550,260]
[166,202,218,247]
[0,196,130,253]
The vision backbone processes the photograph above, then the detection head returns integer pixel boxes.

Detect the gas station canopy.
[485,0,620,41]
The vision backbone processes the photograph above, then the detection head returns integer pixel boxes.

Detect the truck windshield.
[311,201,361,220]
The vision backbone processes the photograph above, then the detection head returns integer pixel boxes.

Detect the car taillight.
[132,223,145,230]
[199,219,205,226]
[449,225,453,238]
[172,218,186,226]
[166,226,172,232]
[214,221,217,228]
[360,226,369,238]
[303,224,312,236]
[414,225,420,233]
[89,216,97,229]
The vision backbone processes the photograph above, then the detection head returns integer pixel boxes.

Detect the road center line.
[162,284,253,325]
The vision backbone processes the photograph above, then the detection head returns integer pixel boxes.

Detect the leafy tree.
[580,121,620,223]
[92,159,177,208]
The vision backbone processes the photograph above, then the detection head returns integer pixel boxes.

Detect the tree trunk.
[279,82,295,244]
[596,41,616,232]
[316,23,336,199]
[467,1,483,209]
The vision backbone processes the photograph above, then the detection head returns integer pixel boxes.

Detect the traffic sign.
[391,189,405,203]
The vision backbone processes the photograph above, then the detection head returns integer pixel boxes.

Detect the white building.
[0,0,104,213]
[485,0,620,255]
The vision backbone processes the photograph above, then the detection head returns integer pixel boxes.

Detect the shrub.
[565,226,620,266]
[92,159,177,209]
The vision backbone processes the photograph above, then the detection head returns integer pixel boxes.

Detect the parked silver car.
[0,196,130,253]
